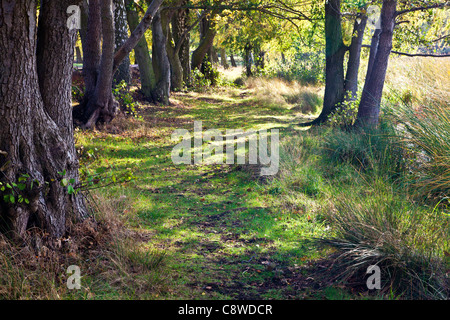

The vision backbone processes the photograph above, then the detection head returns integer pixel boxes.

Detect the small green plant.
[113,80,141,119]
[72,85,85,103]
[0,173,38,206]
[190,69,212,91]
[328,98,360,128]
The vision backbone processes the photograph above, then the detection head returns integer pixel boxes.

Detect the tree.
[356,0,449,126]
[152,9,172,104]
[0,0,88,238]
[299,0,369,126]
[114,0,132,85]
[356,0,397,126]
[125,0,156,100]
[74,0,164,128]
[171,0,192,86]
[192,10,218,71]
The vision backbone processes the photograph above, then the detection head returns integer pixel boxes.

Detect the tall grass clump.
[390,103,450,200]
[318,118,449,299]
[322,122,405,180]
[322,189,449,299]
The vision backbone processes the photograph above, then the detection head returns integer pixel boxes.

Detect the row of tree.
[0,0,448,237]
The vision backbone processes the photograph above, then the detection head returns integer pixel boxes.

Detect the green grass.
[69,78,450,300]
[72,85,338,300]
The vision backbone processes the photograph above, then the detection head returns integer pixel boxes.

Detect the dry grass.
[244,77,323,115]
[385,56,450,106]
[0,191,166,300]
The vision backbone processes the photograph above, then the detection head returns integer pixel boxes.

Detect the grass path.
[76,86,345,300]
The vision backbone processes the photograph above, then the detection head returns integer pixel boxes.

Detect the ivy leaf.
[61,178,69,187]
[67,185,75,195]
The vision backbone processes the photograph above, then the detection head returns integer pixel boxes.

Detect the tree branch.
[396,2,450,17]
[113,0,164,74]
[362,44,450,57]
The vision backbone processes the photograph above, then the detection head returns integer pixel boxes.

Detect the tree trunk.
[114,0,131,85]
[82,0,119,129]
[344,14,368,101]
[356,0,397,127]
[244,44,253,77]
[365,28,382,90]
[81,0,102,102]
[210,46,219,65]
[300,0,346,126]
[230,53,237,67]
[192,12,217,70]
[162,9,184,92]
[172,1,191,87]
[79,0,89,52]
[1,0,87,238]
[124,0,156,99]
[321,0,346,123]
[74,0,163,126]
[75,46,83,64]
[152,10,171,104]
[220,48,229,69]
[281,52,286,64]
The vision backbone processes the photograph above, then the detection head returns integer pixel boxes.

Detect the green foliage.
[113,80,142,119]
[72,85,84,103]
[190,68,212,91]
[266,43,325,85]
[0,174,36,206]
[200,57,220,86]
[327,97,360,128]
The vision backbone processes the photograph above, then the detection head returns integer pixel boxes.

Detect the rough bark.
[172,2,192,86]
[0,0,87,238]
[81,0,102,100]
[162,9,184,91]
[152,10,171,104]
[75,0,163,127]
[299,0,346,126]
[344,14,368,101]
[114,0,131,85]
[82,0,119,129]
[125,0,156,99]
[356,0,397,127]
[191,12,217,70]
[321,0,346,122]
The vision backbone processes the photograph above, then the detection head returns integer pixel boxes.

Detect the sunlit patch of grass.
[244,77,323,116]
[385,56,450,106]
